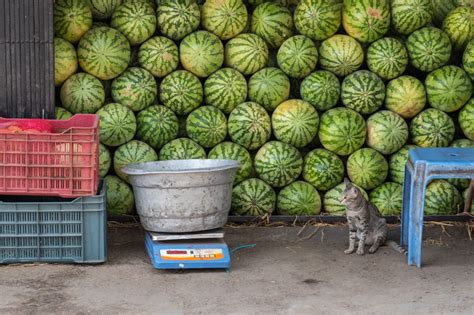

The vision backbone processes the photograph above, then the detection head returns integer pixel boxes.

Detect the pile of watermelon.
[53,0,473,217]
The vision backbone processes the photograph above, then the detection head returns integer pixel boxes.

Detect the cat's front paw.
[356,248,365,255]
[368,247,378,254]
[344,248,355,254]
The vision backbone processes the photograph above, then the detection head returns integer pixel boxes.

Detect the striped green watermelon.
[323,182,368,215]
[208,142,253,184]
[277,35,318,79]
[231,178,276,216]
[294,0,342,41]
[248,67,290,112]
[385,75,426,118]
[105,175,135,215]
[425,65,472,112]
[277,181,321,215]
[389,145,418,184]
[463,40,474,80]
[272,99,319,148]
[54,0,92,43]
[96,103,137,147]
[442,6,473,51]
[77,27,131,80]
[157,0,200,41]
[111,67,157,112]
[319,35,364,77]
[204,68,247,114]
[406,27,452,72]
[186,106,227,148]
[99,143,111,178]
[251,2,294,49]
[110,1,156,45]
[303,148,344,191]
[85,0,122,20]
[55,107,73,120]
[431,0,456,26]
[228,102,272,150]
[342,0,390,43]
[452,138,474,147]
[225,33,269,75]
[54,38,78,87]
[254,141,303,188]
[180,31,224,78]
[300,70,340,111]
[138,36,179,78]
[201,0,248,40]
[159,138,206,161]
[159,70,203,115]
[60,73,105,114]
[136,105,179,149]
[341,70,385,115]
[410,108,455,147]
[366,37,408,80]
[124,0,155,9]
[369,182,403,216]
[113,140,158,183]
[347,148,388,190]
[318,108,366,156]
[459,99,474,140]
[391,0,432,35]
[366,110,409,155]
[424,180,462,215]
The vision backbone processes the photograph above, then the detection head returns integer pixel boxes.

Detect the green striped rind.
[342,0,390,43]
[186,106,227,148]
[159,138,206,160]
[319,35,364,77]
[204,68,248,114]
[208,142,253,184]
[254,141,303,188]
[136,105,179,149]
[448,139,474,189]
[201,0,248,40]
[85,0,122,20]
[124,0,155,9]
[231,178,276,216]
[406,27,452,72]
[341,70,385,115]
[54,38,78,86]
[159,70,203,115]
[425,65,472,112]
[99,143,111,178]
[410,108,455,147]
[366,37,408,80]
[277,181,321,215]
[54,0,92,43]
[277,35,318,78]
[105,175,135,215]
[157,0,200,41]
[228,102,272,150]
[303,148,344,191]
[113,140,158,183]
[385,75,426,118]
[60,73,105,114]
[463,40,474,80]
[271,99,319,148]
[452,138,474,147]
[111,67,157,112]
[369,182,403,216]
[250,2,294,49]
[300,70,340,111]
[391,0,432,35]
[138,36,179,78]
[347,148,388,190]
[96,103,137,147]
[180,31,224,78]
[294,0,342,41]
[78,27,131,80]
[431,0,456,26]
[424,180,462,215]
[442,7,473,51]
[225,33,269,75]
[366,110,409,155]
[318,108,366,156]
[55,107,73,120]
[248,67,290,112]
[323,182,368,215]
[459,99,474,140]
[389,145,418,184]
[110,1,156,45]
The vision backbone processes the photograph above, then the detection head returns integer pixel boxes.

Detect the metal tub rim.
[122,159,241,176]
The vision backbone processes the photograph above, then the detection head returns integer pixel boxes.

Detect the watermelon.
[293,0,342,41]
[113,140,158,183]
[318,108,366,156]
[347,148,388,190]
[54,37,78,87]
[323,182,368,215]
[204,68,248,114]
[225,33,269,75]
[159,138,206,161]
[271,99,319,148]
[111,67,157,112]
[96,103,137,147]
[366,110,409,155]
[277,181,321,215]
[208,142,253,184]
[406,27,452,72]
[303,148,344,191]
[424,180,462,215]
[442,6,473,51]
[250,2,294,48]
[319,35,364,77]
[105,175,135,215]
[99,143,111,178]
[369,182,403,216]
[425,65,472,113]
[391,0,432,35]
[459,99,474,140]
[366,37,408,80]
[136,105,179,149]
[385,75,426,118]
[342,0,390,43]
[463,40,474,80]
[54,0,92,43]
[452,138,474,147]
[180,31,224,78]
[201,0,248,40]
[231,178,276,216]
[157,0,201,41]
[410,108,455,147]
[138,36,179,78]
[254,141,303,188]
[110,2,155,47]
[159,70,203,115]
[300,70,340,111]
[60,73,105,114]
[341,70,385,115]
[186,106,227,148]
[389,145,418,185]
[431,0,456,26]
[228,102,272,150]
[248,67,290,112]
[277,35,318,79]
[85,0,122,20]
[55,107,73,120]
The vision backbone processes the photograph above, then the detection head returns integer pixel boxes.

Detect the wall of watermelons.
[52,0,474,219]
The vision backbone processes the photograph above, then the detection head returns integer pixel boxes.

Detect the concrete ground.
[0,223,473,315]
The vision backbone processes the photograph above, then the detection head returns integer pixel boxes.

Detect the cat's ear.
[344,177,352,187]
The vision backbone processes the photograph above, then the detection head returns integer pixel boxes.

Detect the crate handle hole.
[449,153,458,157]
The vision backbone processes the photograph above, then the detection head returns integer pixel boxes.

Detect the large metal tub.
[122,159,240,233]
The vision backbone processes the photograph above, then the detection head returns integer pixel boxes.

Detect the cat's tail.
[386,240,407,255]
